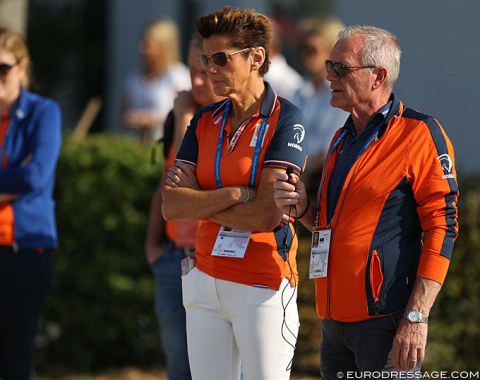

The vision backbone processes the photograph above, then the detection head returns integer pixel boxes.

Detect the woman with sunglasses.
[0,28,61,379]
[162,6,308,380]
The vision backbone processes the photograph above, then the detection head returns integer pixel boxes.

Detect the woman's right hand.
[165,161,200,190]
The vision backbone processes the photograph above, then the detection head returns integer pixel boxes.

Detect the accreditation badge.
[211,226,251,258]
[309,227,331,279]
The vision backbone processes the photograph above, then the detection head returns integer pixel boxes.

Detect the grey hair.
[338,25,401,91]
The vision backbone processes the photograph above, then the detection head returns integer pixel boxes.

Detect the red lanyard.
[0,114,10,168]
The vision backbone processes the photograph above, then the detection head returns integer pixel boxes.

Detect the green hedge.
[37,135,480,375]
[37,134,162,374]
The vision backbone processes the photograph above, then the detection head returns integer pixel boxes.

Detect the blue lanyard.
[316,121,384,210]
[214,100,269,188]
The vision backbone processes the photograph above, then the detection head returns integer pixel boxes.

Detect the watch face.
[408,311,420,322]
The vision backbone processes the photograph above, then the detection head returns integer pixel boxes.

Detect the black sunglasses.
[325,59,376,78]
[0,62,18,75]
[199,47,252,69]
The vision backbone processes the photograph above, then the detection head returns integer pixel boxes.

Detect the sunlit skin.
[326,35,389,134]
[201,35,266,128]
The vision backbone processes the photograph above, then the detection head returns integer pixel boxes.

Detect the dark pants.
[0,247,53,380]
[151,241,191,380]
[320,313,403,380]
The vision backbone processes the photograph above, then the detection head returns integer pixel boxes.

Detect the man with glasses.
[274,25,458,378]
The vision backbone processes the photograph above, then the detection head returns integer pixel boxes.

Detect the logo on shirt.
[287,124,305,151]
[437,154,454,179]
[293,124,305,143]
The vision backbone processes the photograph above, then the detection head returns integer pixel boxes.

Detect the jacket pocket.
[369,249,384,304]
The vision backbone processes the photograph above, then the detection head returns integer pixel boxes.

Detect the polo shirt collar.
[344,93,399,137]
[211,81,278,118]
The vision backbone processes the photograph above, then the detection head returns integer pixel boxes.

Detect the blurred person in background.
[0,27,62,380]
[264,19,302,100]
[145,33,223,380]
[122,19,191,142]
[162,6,308,380]
[293,16,348,195]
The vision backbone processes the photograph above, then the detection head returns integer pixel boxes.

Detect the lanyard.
[316,120,385,221]
[0,115,11,169]
[214,99,270,188]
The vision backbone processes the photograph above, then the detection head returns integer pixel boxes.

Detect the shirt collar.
[10,87,28,121]
[211,81,278,119]
[344,96,394,136]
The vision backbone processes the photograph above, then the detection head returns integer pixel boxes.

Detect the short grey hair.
[338,25,401,91]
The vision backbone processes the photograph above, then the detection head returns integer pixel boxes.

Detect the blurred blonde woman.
[122,19,191,141]
[0,27,62,380]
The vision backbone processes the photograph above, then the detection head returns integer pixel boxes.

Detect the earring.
[252,66,257,71]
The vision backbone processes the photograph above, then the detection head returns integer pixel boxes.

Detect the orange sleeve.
[408,118,459,284]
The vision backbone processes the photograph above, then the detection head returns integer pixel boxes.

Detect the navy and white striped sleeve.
[175,112,200,167]
[264,100,308,175]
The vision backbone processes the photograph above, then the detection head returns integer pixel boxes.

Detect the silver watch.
[403,310,428,324]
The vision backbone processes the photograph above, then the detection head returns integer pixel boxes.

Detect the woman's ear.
[250,46,265,71]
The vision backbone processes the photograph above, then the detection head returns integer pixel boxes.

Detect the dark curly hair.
[196,6,272,76]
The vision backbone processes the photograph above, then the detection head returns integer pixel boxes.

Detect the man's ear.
[372,67,388,90]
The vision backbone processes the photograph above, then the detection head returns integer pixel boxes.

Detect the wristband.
[244,186,250,203]
[295,197,310,220]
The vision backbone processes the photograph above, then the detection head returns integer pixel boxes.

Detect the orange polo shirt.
[176,84,308,290]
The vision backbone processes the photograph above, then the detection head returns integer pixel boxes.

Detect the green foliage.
[423,175,480,371]
[36,134,162,374]
[36,138,480,374]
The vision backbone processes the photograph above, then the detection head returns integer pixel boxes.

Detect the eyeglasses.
[325,60,376,78]
[0,62,18,75]
[199,47,252,69]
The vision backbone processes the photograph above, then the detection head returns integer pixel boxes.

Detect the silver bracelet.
[244,186,250,203]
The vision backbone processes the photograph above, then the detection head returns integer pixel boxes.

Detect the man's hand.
[273,171,306,216]
[391,318,428,371]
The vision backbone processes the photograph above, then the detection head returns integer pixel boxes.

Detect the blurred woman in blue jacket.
[0,27,61,380]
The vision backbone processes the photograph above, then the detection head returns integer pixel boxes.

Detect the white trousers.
[182,268,299,380]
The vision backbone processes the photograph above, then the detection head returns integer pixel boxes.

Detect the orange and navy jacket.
[176,83,308,290]
[0,88,62,250]
[316,94,459,322]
